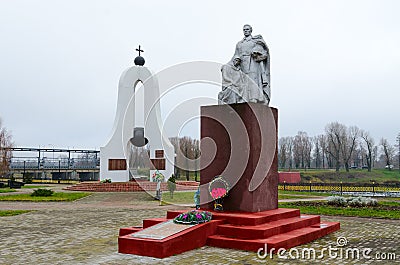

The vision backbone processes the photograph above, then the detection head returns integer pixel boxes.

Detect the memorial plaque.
[108,159,127,170]
[131,220,194,240]
[155,149,164,158]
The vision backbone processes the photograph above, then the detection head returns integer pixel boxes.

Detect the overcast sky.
[0,0,399,150]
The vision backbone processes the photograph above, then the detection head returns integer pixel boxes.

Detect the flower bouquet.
[173,210,212,225]
[208,176,229,211]
[152,170,165,182]
[152,170,165,201]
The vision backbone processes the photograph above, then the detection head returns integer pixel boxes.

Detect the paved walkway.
[0,192,399,265]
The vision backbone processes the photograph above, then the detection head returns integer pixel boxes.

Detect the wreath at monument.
[208,175,230,211]
[173,210,212,225]
[152,170,165,182]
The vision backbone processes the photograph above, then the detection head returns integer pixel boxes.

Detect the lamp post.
[340,181,343,196]
[372,181,375,196]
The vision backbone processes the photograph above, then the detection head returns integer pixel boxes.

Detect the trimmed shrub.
[347,196,378,207]
[23,173,33,184]
[327,196,347,206]
[167,175,176,198]
[327,196,378,207]
[31,189,54,197]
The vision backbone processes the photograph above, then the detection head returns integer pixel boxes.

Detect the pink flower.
[211,188,226,199]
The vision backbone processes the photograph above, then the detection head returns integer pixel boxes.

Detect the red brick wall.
[278,172,301,183]
[65,181,198,192]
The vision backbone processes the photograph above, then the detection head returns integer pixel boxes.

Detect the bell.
[129,127,149,147]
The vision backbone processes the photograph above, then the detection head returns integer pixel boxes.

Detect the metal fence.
[279,182,400,193]
[0,178,80,184]
[10,158,99,170]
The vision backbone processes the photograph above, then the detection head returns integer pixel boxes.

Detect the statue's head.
[243,24,252,37]
[233,58,241,67]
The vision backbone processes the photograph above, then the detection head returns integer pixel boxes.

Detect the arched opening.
[134,80,144,127]
[128,80,150,181]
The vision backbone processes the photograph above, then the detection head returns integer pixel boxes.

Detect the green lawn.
[278,194,317,200]
[381,197,400,202]
[22,185,53,189]
[162,191,196,204]
[0,210,31,217]
[283,168,400,184]
[160,191,324,205]
[279,200,400,219]
[278,190,332,197]
[0,188,16,193]
[0,192,91,202]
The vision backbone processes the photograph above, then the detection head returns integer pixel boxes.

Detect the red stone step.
[212,208,301,226]
[167,208,300,226]
[207,221,340,252]
[119,218,167,237]
[216,215,320,239]
[266,222,340,249]
[143,218,168,228]
[119,226,142,236]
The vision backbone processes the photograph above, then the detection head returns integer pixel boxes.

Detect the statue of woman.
[218,57,265,104]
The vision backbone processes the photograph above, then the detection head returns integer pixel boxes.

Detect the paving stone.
[0,192,399,264]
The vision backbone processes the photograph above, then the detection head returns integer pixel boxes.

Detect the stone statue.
[219,24,270,105]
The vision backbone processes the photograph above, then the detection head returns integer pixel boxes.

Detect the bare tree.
[313,135,324,168]
[341,126,359,172]
[292,131,312,169]
[128,146,150,176]
[304,136,313,169]
[180,137,192,181]
[317,135,327,168]
[169,136,199,180]
[0,119,13,177]
[325,122,346,172]
[358,145,367,168]
[169,137,180,177]
[278,137,292,168]
[287,137,293,169]
[278,137,287,168]
[292,134,302,169]
[360,130,375,172]
[192,139,200,181]
[372,145,378,168]
[380,138,395,170]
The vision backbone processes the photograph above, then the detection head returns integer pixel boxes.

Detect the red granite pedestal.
[200,103,278,212]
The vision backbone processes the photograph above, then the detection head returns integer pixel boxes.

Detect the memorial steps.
[118,208,340,258]
[214,215,322,239]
